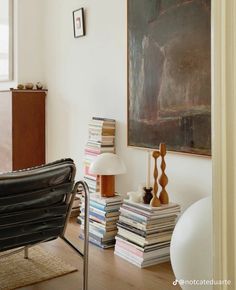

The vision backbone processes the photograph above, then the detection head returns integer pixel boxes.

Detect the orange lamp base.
[100,175,115,197]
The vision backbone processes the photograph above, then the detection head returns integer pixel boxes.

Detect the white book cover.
[114,250,169,268]
[90,193,123,205]
[123,199,180,212]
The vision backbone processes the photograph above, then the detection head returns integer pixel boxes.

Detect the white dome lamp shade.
[89,153,126,197]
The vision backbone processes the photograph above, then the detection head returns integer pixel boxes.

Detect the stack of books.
[84,117,116,193]
[70,183,84,218]
[70,195,81,217]
[79,193,123,248]
[114,200,181,268]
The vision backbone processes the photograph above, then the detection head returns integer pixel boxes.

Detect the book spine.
[84,165,97,178]
[115,241,143,258]
[89,201,106,211]
[81,206,106,216]
[120,208,148,222]
[92,117,116,122]
[86,212,106,221]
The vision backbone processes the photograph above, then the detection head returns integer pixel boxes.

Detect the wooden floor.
[18,219,180,290]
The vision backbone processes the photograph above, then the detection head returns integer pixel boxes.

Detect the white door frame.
[212,0,236,288]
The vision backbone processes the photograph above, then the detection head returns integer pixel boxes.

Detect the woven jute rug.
[0,246,78,290]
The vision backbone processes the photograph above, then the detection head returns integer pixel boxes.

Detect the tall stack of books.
[114,200,181,268]
[70,183,84,218]
[79,193,123,248]
[84,117,116,193]
[70,195,81,217]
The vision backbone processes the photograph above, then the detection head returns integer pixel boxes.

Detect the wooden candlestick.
[159,143,169,204]
[146,151,151,189]
[150,151,161,207]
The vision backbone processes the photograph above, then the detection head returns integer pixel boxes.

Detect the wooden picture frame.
[73,8,85,38]
[127,0,211,156]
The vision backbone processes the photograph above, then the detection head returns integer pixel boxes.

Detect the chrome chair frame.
[0,161,90,290]
[61,180,90,290]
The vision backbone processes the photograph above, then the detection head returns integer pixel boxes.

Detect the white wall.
[0,0,17,90]
[0,0,212,211]
[43,0,212,211]
[17,0,44,84]
[0,0,44,90]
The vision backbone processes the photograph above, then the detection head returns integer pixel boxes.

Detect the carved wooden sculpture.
[150,151,161,207]
[159,143,169,204]
[143,187,153,204]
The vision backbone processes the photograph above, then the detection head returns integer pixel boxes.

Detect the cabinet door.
[12,91,45,170]
[0,91,12,172]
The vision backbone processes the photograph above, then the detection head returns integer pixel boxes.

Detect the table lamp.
[89,153,126,197]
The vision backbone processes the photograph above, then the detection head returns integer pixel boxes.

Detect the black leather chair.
[0,158,89,290]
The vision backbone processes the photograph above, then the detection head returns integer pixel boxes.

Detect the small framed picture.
[73,8,85,38]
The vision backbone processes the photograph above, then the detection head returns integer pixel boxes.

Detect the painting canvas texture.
[128,0,211,155]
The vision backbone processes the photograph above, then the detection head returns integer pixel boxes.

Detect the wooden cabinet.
[0,89,46,172]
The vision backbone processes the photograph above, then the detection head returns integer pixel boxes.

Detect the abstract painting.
[127,0,211,155]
